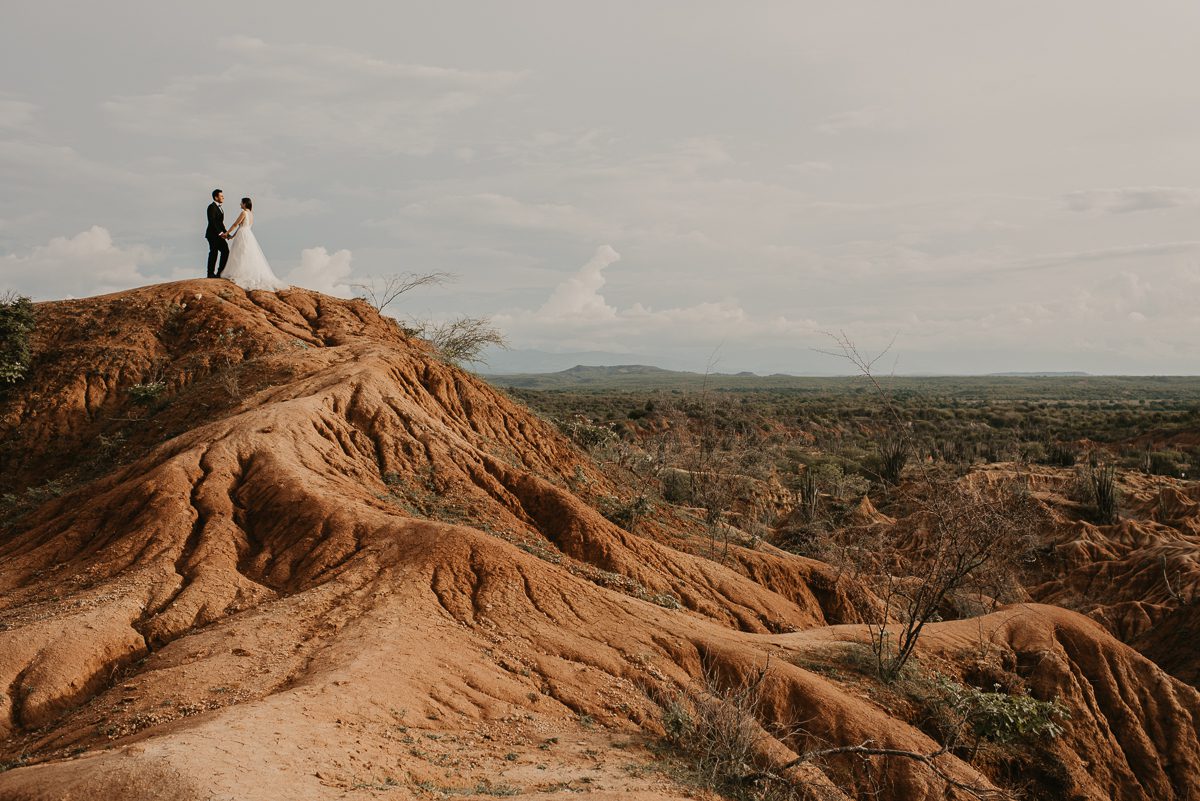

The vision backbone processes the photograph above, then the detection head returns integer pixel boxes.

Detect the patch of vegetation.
[931,677,1069,753]
[516,540,564,565]
[1143,449,1187,477]
[0,478,71,528]
[598,492,654,531]
[416,316,508,366]
[352,776,399,790]
[792,643,1070,789]
[127,380,168,407]
[159,302,188,336]
[559,417,619,451]
[874,432,909,485]
[0,753,30,773]
[648,592,682,609]
[1072,463,1120,524]
[0,292,35,385]
[501,376,1200,474]
[658,665,807,801]
[465,782,520,797]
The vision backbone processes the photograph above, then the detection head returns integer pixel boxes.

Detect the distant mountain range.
[481,365,1130,391]
[484,364,790,390]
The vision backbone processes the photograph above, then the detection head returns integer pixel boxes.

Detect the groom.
[205,188,230,278]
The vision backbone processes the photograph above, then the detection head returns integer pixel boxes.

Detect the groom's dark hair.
[212,188,222,199]
[242,197,253,210]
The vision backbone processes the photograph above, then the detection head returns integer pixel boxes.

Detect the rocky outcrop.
[0,282,1196,800]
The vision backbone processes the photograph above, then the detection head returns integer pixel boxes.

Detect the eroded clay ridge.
[0,281,1197,800]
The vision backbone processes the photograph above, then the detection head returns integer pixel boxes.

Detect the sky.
[2,1,1200,374]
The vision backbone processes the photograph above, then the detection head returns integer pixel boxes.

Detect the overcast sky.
[3,2,1200,374]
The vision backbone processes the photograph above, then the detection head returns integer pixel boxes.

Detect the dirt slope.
[961,465,1200,685]
[0,281,1197,800]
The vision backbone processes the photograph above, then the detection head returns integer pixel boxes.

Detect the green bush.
[938,678,1069,746]
[599,493,654,531]
[559,418,617,451]
[1089,464,1119,524]
[1144,450,1186,477]
[661,468,693,504]
[1041,441,1078,468]
[127,380,167,406]
[0,293,35,385]
[873,433,909,485]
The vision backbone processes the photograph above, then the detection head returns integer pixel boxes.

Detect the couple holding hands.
[204,188,287,291]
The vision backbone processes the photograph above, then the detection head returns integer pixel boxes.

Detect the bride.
[223,197,289,291]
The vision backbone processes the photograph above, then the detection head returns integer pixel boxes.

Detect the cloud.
[0,96,35,130]
[1017,240,1200,269]
[250,193,328,219]
[786,161,833,174]
[0,226,158,300]
[285,246,355,297]
[495,246,819,352]
[103,37,524,156]
[395,193,612,238]
[1063,186,1200,214]
[222,36,525,88]
[629,137,734,176]
[816,106,900,135]
[536,245,620,318]
[0,140,145,186]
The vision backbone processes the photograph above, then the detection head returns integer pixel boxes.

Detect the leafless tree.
[854,480,1040,681]
[686,352,742,562]
[352,271,454,315]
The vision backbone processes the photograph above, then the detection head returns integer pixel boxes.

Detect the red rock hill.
[0,282,1196,800]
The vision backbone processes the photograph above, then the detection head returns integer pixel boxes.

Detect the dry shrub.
[413,316,507,365]
[661,663,806,801]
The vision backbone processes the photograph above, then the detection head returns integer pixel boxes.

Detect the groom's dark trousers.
[206,236,229,278]
[205,201,229,278]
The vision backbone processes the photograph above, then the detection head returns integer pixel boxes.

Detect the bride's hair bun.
[242,197,253,210]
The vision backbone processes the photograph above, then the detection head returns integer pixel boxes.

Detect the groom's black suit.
[205,201,229,278]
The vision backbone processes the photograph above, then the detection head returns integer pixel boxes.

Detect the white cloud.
[536,245,620,319]
[786,161,833,174]
[0,140,145,186]
[1063,186,1200,214]
[817,106,901,135]
[0,96,36,130]
[103,37,524,156]
[395,193,613,238]
[285,246,354,297]
[0,227,158,300]
[1016,240,1200,269]
[222,36,525,88]
[495,246,819,352]
[629,137,734,176]
[250,193,328,219]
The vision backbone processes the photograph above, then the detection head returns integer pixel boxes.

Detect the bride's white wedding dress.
[224,211,288,291]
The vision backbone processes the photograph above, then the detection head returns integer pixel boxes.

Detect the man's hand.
[219,232,229,239]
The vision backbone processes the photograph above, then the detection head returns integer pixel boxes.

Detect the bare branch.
[352,272,455,314]
[766,740,1013,800]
